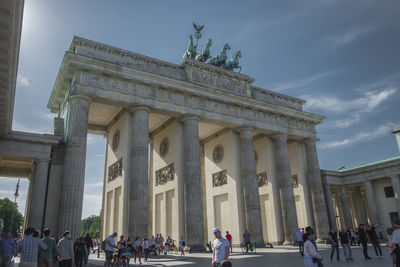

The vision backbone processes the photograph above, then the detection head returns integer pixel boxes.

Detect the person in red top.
[225,231,232,253]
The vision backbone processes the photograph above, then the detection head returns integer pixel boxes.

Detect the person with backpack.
[179,237,185,257]
[74,238,87,267]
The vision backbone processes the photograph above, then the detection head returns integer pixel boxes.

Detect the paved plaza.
[78,244,390,267]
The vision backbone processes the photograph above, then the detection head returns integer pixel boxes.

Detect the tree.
[81,215,101,238]
[0,198,24,237]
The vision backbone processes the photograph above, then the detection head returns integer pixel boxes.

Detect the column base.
[283,240,293,245]
[188,244,206,252]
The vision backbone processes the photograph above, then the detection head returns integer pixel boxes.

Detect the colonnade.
[323,174,400,233]
[52,94,330,245]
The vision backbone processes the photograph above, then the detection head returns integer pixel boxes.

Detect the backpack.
[101,240,106,251]
[182,241,185,246]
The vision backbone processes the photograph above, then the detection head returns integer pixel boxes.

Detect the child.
[164,242,169,255]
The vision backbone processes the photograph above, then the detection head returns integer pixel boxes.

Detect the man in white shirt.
[212,228,230,267]
[103,232,117,267]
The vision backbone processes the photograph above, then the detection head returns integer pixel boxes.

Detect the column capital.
[180,114,200,123]
[303,137,319,145]
[130,106,151,113]
[236,126,253,137]
[69,94,92,103]
[271,132,288,141]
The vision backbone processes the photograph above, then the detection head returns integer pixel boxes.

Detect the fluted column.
[272,133,298,244]
[391,174,400,212]
[238,127,265,246]
[322,178,337,230]
[363,180,378,224]
[58,95,91,238]
[339,185,353,229]
[182,115,205,251]
[304,139,329,241]
[28,159,50,229]
[128,107,150,239]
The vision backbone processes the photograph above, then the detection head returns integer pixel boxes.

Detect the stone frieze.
[212,169,227,187]
[108,158,122,182]
[80,72,316,135]
[155,162,175,186]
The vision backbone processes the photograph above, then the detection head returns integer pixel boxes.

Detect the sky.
[1,0,399,219]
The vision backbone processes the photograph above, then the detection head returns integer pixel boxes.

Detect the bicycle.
[111,248,130,267]
[240,242,256,253]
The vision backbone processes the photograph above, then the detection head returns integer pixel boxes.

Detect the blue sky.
[1,0,399,218]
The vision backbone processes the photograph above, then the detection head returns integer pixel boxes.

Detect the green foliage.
[81,215,101,238]
[0,198,24,237]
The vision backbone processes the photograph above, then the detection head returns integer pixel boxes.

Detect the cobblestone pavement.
[83,244,391,266]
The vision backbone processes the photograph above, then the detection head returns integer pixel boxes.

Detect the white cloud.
[12,120,51,134]
[332,114,361,129]
[330,26,374,46]
[303,87,397,113]
[82,194,102,218]
[17,74,31,87]
[85,182,103,188]
[36,111,54,121]
[271,71,336,92]
[318,122,394,149]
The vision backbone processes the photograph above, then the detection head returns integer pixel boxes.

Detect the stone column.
[128,107,150,239]
[58,95,91,238]
[363,180,378,224]
[28,159,50,229]
[304,139,330,242]
[322,178,337,230]
[271,133,298,244]
[182,115,205,251]
[339,185,353,229]
[391,174,400,212]
[238,127,265,246]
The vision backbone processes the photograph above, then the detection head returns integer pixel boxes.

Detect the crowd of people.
[3,221,400,267]
[0,228,96,267]
[103,232,186,266]
[295,219,400,267]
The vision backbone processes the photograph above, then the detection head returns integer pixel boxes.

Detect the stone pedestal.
[128,107,150,239]
[58,95,91,238]
[28,159,50,229]
[272,133,298,244]
[182,116,205,251]
[363,180,378,224]
[391,175,400,212]
[238,127,265,247]
[304,140,329,242]
[339,185,353,229]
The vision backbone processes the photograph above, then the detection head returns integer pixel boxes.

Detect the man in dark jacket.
[83,234,93,265]
[358,224,372,259]
[366,224,382,257]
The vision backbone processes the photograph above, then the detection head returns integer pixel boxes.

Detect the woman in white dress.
[303,233,323,267]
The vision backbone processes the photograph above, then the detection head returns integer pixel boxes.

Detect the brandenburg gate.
[45,36,328,248]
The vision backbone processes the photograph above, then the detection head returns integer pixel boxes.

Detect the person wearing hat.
[58,231,74,267]
[212,228,230,267]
